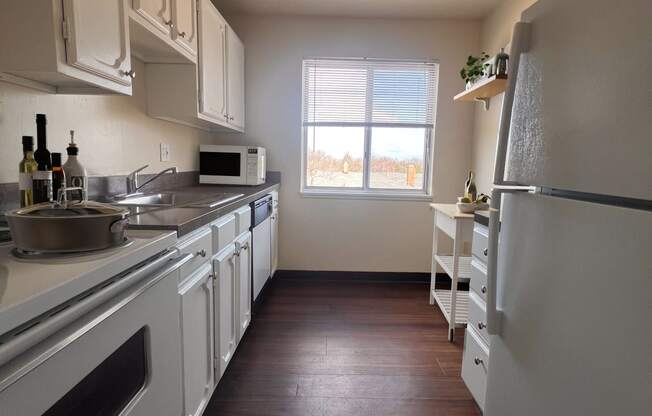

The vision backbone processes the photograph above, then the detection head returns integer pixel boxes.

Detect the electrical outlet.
[160,143,171,162]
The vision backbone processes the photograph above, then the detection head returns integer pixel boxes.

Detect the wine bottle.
[19,136,38,207]
[52,153,65,201]
[464,171,477,202]
[33,114,53,203]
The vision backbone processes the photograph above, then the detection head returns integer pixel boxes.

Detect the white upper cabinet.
[0,0,132,94]
[128,0,196,63]
[198,0,228,123]
[226,26,245,131]
[146,0,245,132]
[131,0,172,37]
[172,0,198,56]
[62,0,133,86]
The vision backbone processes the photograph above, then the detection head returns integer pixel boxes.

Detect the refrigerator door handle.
[492,21,531,186]
[487,185,538,335]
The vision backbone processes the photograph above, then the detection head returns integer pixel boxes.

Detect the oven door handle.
[0,250,192,371]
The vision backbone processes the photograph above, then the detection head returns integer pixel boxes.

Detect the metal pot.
[5,200,130,253]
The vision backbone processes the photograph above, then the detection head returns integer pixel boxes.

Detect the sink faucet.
[126,165,178,195]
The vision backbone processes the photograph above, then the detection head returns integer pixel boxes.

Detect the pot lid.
[6,201,129,219]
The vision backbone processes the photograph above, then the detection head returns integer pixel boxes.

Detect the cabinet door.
[198,0,227,122]
[131,0,171,37]
[213,244,237,378]
[226,26,245,130]
[62,0,132,86]
[172,0,197,55]
[271,191,279,275]
[179,264,214,416]
[236,232,252,343]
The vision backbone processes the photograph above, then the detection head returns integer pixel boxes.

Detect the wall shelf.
[454,75,507,110]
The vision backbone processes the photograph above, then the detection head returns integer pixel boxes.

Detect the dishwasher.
[250,195,272,305]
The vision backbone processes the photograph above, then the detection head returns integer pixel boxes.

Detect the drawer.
[468,291,489,345]
[462,326,489,411]
[176,227,212,280]
[470,258,488,302]
[472,224,489,262]
[233,205,251,236]
[211,214,236,255]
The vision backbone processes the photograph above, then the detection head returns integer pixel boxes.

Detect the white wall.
[470,0,538,194]
[217,15,480,272]
[0,58,216,183]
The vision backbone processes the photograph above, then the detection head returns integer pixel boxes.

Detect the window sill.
[300,190,433,202]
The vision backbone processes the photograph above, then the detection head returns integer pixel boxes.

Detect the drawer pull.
[481,285,487,294]
[474,357,484,366]
[483,248,488,256]
[196,249,207,258]
[478,321,487,330]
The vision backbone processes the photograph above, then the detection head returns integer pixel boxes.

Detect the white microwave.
[199,145,266,185]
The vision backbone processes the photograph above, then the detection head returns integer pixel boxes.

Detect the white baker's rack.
[429,204,475,341]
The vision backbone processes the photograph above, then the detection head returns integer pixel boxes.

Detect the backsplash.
[0,58,218,185]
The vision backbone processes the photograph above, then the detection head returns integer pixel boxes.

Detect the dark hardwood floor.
[205,276,480,416]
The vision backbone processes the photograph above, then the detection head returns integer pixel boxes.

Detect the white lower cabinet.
[462,220,492,412]
[213,243,237,379]
[235,232,252,343]
[270,190,279,276]
[179,263,214,416]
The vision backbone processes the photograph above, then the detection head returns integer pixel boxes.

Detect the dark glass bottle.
[33,114,53,203]
[52,153,66,201]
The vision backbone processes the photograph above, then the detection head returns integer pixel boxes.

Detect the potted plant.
[460,52,490,89]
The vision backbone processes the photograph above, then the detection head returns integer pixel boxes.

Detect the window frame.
[299,57,437,200]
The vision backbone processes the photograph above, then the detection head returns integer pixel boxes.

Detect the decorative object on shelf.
[460,52,490,89]
[496,48,509,76]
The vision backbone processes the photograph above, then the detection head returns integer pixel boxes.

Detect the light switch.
[160,143,171,162]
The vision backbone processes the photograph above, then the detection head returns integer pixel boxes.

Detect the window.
[301,58,438,198]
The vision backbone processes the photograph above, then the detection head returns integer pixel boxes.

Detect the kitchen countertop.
[127,176,280,236]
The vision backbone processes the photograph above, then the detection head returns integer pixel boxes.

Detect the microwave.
[199,145,266,186]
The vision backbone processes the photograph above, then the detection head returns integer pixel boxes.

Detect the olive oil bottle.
[18,136,38,207]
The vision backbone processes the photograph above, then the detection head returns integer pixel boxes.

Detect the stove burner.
[12,238,134,259]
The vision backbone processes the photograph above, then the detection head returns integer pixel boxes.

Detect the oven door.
[0,253,193,416]
[199,148,247,185]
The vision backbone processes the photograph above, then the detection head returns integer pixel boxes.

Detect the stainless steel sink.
[114,193,176,207]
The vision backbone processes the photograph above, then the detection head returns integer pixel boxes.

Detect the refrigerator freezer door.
[504,0,652,200]
[484,192,652,416]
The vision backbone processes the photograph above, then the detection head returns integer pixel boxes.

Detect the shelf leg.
[449,222,462,343]
[430,211,438,305]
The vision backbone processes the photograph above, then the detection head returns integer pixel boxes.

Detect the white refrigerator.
[483,0,652,415]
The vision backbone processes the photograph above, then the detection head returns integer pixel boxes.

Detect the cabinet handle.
[474,357,484,366]
[165,19,175,29]
[178,31,186,38]
[229,116,235,121]
[121,69,136,79]
[483,248,488,256]
[478,321,487,330]
[195,249,206,258]
[481,285,487,294]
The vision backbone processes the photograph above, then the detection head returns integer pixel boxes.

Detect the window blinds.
[302,58,438,127]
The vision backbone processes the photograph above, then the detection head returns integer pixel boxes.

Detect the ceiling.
[212,0,504,19]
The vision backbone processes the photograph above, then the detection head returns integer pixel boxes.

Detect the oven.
[199,145,266,186]
[0,250,193,416]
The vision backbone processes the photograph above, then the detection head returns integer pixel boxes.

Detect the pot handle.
[110,218,129,233]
